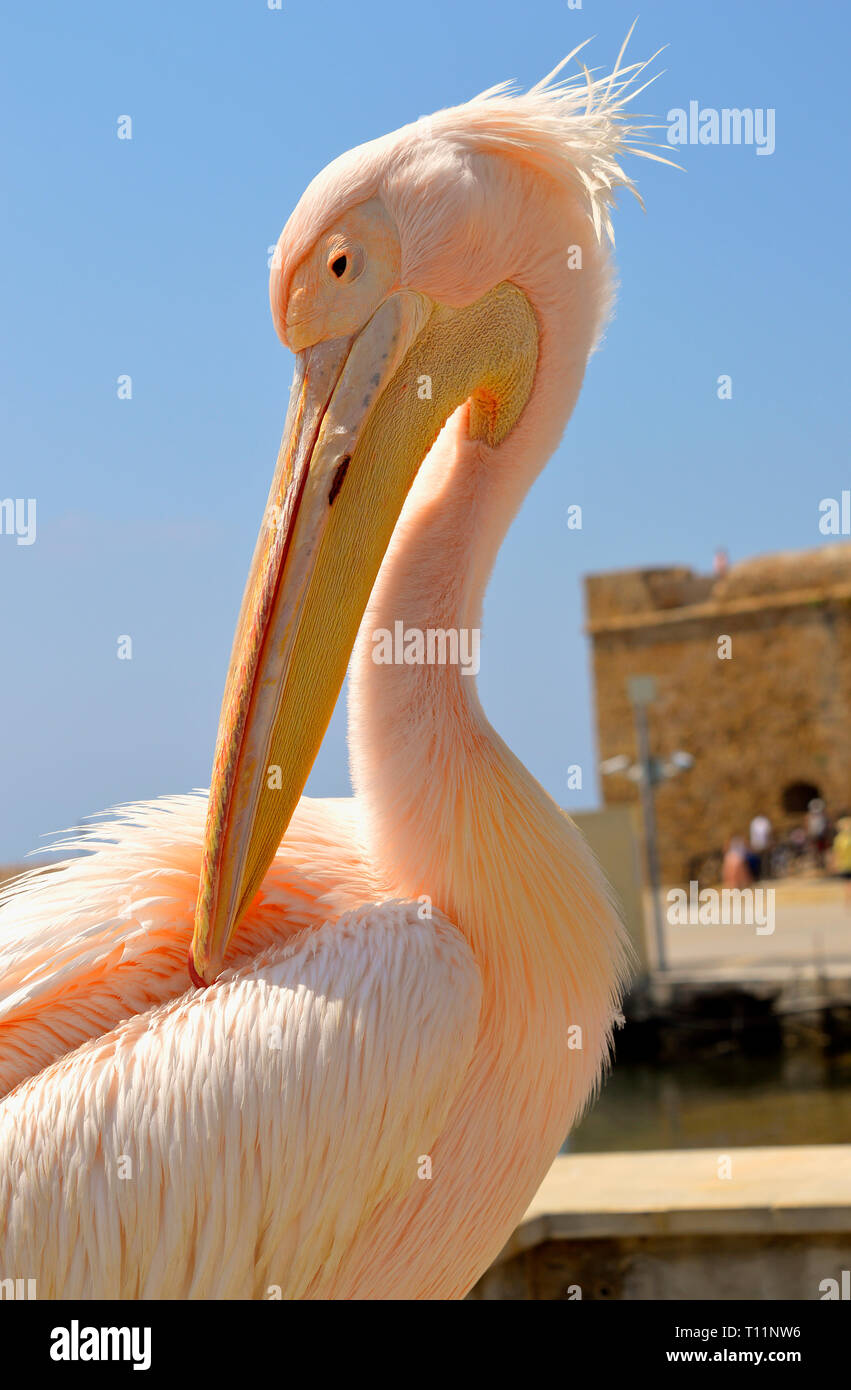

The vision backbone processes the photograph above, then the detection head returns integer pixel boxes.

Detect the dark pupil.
[331,255,347,278]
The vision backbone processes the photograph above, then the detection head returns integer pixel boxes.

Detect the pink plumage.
[0,41,659,1298]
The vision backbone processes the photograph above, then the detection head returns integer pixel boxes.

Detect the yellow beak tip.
[187,948,215,990]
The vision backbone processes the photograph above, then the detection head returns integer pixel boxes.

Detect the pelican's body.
[0,44,658,1298]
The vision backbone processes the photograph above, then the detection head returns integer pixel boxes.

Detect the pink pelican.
[0,39,662,1298]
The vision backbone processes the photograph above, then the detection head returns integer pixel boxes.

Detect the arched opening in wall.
[781,781,821,814]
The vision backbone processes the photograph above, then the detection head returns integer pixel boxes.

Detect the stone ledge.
[585,583,851,636]
[494,1146,851,1263]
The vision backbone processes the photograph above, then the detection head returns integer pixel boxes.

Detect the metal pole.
[633,701,668,972]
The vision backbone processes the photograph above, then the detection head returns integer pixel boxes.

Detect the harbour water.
[566,1049,851,1153]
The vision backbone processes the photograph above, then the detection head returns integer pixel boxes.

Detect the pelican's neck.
[347,222,628,1240]
[349,253,608,912]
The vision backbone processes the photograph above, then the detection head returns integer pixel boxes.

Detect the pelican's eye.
[328,245,365,283]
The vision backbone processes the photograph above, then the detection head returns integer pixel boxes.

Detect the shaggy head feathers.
[272,30,669,324]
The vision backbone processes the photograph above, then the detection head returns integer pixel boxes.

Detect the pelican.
[0,40,661,1299]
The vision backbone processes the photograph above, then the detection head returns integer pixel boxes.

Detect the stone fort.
[585,544,851,884]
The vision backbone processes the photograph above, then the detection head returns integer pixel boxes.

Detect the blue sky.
[1,0,848,861]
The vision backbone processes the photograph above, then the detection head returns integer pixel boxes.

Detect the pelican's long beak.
[189,278,538,984]
[189,290,432,985]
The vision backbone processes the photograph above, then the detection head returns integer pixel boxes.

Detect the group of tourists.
[721,800,851,887]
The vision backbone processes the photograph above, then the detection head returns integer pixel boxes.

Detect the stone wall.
[586,546,851,884]
[471,1232,851,1300]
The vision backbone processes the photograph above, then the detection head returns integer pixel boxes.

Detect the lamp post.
[600,677,694,973]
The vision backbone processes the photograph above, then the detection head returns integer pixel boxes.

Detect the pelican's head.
[189,40,662,984]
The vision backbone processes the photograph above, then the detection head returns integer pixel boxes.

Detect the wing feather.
[0,901,482,1299]
[0,793,378,1097]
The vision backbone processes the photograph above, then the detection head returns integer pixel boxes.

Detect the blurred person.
[723,836,753,889]
[831,816,851,909]
[749,812,772,879]
[807,798,829,870]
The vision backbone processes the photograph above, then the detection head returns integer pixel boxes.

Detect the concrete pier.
[471,1145,851,1299]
